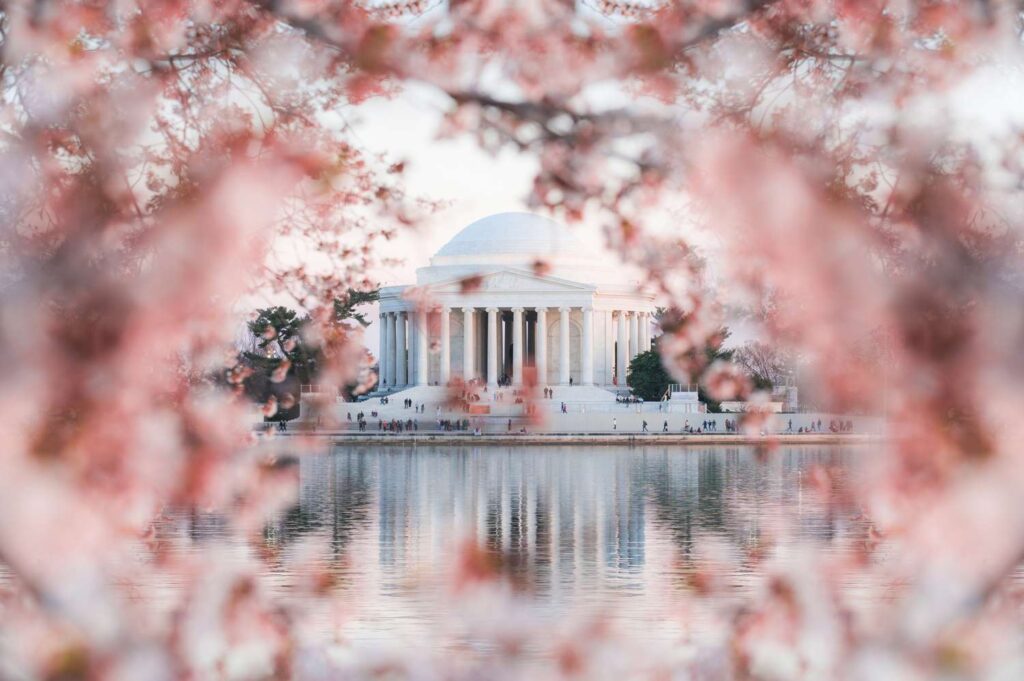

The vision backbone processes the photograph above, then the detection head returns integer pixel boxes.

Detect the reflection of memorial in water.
[642,447,854,565]
[276,445,857,599]
[290,447,653,596]
[161,445,864,647]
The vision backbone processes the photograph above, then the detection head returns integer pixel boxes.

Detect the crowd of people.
[677,419,739,434]
[348,390,860,437]
[787,418,854,433]
[280,408,862,436]
[458,390,484,403]
[437,418,472,432]
[378,418,418,432]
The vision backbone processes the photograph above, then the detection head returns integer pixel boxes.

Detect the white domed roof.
[418,212,634,289]
[433,212,585,262]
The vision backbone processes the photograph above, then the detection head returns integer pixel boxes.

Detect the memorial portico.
[376,213,656,397]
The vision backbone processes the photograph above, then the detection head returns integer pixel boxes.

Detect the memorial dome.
[379,212,658,393]
[431,212,587,265]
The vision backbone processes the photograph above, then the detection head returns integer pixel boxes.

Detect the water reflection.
[251,444,862,642]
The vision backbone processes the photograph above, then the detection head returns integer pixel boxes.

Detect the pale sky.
[340,55,1024,360]
[348,83,647,358]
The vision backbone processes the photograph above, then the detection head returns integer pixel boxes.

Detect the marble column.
[378,312,387,388]
[535,307,548,388]
[559,307,571,385]
[403,311,411,382]
[629,311,639,358]
[512,307,524,386]
[501,315,509,378]
[386,312,397,389]
[395,311,407,387]
[606,310,615,385]
[616,311,628,386]
[486,307,498,388]
[440,307,451,386]
[582,307,594,386]
[415,310,428,386]
[462,307,475,381]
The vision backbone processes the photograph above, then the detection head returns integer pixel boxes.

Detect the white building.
[377,213,657,396]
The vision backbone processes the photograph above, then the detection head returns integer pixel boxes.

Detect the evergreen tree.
[627,351,672,401]
[334,289,380,327]
[245,306,320,385]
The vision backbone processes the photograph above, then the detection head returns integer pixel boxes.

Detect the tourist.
[663,420,668,432]
[613,418,617,431]
[642,420,648,432]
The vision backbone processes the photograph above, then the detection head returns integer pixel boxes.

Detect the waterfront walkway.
[267,431,883,446]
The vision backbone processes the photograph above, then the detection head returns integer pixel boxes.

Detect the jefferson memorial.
[376,212,656,401]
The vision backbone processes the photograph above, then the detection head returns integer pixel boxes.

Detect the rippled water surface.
[170,444,869,655]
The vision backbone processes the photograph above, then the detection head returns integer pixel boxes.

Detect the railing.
[300,384,340,395]
[666,383,700,402]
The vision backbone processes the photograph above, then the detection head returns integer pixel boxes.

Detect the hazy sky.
[349,83,637,358]
[343,55,1024,359]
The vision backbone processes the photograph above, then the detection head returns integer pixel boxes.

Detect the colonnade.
[378,307,653,390]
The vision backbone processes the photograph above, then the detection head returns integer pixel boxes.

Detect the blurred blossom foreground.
[3,1,1024,680]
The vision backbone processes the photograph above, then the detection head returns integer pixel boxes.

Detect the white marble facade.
[377,213,656,390]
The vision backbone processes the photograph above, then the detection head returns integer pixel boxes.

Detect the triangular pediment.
[430,268,594,294]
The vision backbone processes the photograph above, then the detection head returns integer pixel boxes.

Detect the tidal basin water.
[174,444,868,656]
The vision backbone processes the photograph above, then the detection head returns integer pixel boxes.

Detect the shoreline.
[276,433,885,447]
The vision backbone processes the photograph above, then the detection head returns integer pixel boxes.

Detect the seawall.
[278,433,885,447]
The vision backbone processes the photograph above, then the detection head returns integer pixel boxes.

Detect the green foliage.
[238,307,318,421]
[334,288,380,327]
[239,290,380,414]
[245,306,319,384]
[627,351,671,401]
[698,386,723,413]
[645,313,734,412]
